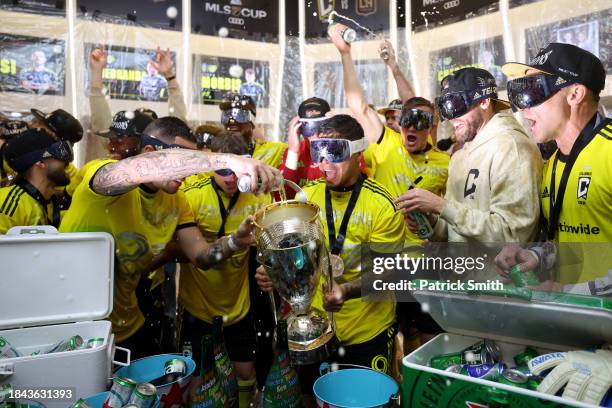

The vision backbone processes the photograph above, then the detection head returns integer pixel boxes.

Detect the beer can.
[459,363,505,380]
[445,364,463,373]
[71,398,92,408]
[46,335,84,353]
[379,46,390,60]
[430,339,501,369]
[127,383,156,408]
[165,358,186,376]
[411,211,434,239]
[86,338,105,349]
[0,384,12,403]
[341,27,357,43]
[499,368,529,388]
[105,377,137,408]
[0,336,20,358]
[513,347,539,367]
[509,265,540,287]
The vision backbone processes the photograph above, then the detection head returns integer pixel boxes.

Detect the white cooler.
[0,226,130,408]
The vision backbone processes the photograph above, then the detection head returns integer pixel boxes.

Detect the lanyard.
[547,115,602,240]
[212,179,240,238]
[325,175,365,255]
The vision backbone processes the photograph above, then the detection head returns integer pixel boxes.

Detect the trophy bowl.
[254,200,338,365]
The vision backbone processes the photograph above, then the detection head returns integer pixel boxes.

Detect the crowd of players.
[0,22,610,406]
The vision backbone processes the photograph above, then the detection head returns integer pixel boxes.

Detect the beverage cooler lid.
[0,226,114,330]
[412,280,612,349]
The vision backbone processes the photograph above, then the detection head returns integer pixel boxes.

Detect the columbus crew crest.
[356,0,376,16]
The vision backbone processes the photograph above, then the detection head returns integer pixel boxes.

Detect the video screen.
[429,36,506,97]
[192,55,270,108]
[313,60,388,108]
[0,34,65,96]
[84,44,176,102]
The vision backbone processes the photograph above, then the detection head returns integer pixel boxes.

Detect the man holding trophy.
[255,114,407,395]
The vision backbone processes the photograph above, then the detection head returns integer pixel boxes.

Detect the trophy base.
[288,331,339,365]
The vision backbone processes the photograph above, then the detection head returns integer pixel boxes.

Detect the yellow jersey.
[253,140,287,168]
[364,126,449,197]
[304,176,406,345]
[59,159,195,342]
[179,177,271,324]
[0,180,58,234]
[541,117,612,284]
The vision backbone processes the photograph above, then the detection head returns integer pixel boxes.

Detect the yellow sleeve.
[176,190,196,227]
[371,199,408,243]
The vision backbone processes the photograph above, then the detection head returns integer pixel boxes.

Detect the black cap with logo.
[0,120,29,141]
[31,108,84,144]
[298,97,331,119]
[96,110,153,138]
[441,67,511,109]
[502,42,606,95]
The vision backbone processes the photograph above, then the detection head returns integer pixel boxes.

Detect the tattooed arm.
[176,216,256,270]
[92,149,282,196]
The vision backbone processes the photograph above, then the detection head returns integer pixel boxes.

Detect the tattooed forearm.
[194,236,235,270]
[92,150,232,196]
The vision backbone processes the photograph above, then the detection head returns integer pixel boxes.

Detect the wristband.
[227,235,240,251]
[165,75,176,82]
[285,150,299,170]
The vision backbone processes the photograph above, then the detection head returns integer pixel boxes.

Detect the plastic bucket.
[313,367,398,408]
[114,354,195,408]
[82,391,160,408]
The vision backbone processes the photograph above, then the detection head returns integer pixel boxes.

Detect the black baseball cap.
[96,110,153,138]
[502,42,606,95]
[441,67,511,109]
[377,99,403,115]
[298,97,331,119]
[31,108,84,144]
[4,128,59,173]
[0,120,29,141]
[135,107,159,120]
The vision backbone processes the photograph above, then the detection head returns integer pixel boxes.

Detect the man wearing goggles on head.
[494,43,612,297]
[60,116,281,359]
[256,114,407,398]
[0,128,72,233]
[220,94,287,168]
[396,67,542,246]
[177,131,271,405]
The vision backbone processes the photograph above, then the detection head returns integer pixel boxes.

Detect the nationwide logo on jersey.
[356,0,376,16]
[577,176,590,200]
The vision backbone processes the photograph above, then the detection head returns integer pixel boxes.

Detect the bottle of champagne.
[262,320,302,408]
[213,316,239,407]
[189,335,225,408]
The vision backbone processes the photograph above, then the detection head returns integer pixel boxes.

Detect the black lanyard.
[325,175,365,255]
[547,114,603,240]
[212,179,240,238]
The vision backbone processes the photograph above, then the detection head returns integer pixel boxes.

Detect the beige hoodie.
[433,111,543,243]
[88,85,187,132]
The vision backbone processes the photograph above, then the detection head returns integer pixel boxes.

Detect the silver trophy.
[254,201,338,365]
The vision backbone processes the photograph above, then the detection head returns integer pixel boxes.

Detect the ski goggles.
[196,132,215,150]
[221,108,252,125]
[299,116,327,138]
[10,141,73,172]
[506,74,572,112]
[436,87,497,120]
[399,108,434,130]
[310,138,368,164]
[214,168,235,177]
[140,134,183,150]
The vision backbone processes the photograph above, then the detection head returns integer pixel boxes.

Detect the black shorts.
[178,308,256,371]
[116,321,163,361]
[298,324,398,395]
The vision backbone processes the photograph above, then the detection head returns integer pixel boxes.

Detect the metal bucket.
[313,363,399,408]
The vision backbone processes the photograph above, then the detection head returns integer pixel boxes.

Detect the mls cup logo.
[356,0,376,16]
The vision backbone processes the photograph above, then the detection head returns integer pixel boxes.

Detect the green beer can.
[499,369,529,389]
[509,265,539,287]
[430,339,501,370]
[513,347,539,367]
